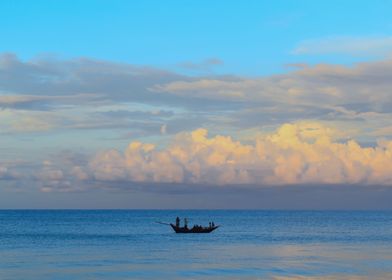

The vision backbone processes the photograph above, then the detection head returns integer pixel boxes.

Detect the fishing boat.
[170,223,219,233]
[156,218,219,233]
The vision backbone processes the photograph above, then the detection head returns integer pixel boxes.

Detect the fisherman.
[212,222,215,227]
[176,216,180,227]
[209,222,212,228]
[184,218,188,229]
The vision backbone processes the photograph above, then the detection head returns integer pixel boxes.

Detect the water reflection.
[1,243,392,279]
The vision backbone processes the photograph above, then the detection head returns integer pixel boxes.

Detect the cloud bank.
[61,122,392,188]
[2,53,392,197]
[2,53,392,140]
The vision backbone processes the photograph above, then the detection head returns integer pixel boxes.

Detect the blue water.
[1,210,392,279]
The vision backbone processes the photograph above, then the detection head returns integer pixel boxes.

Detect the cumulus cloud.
[36,154,90,192]
[82,122,392,187]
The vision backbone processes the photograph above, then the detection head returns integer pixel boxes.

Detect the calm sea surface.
[1,210,392,279]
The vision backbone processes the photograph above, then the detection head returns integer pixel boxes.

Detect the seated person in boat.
[193,224,205,231]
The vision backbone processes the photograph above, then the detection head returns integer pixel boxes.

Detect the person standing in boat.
[175,216,180,228]
[184,218,188,229]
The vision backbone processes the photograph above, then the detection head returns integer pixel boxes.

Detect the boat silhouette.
[170,223,219,233]
[156,220,219,233]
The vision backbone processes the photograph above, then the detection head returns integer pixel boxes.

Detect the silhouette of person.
[184,218,188,229]
[209,222,212,228]
[212,222,215,227]
[176,216,180,227]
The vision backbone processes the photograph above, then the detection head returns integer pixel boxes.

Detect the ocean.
[1,210,392,279]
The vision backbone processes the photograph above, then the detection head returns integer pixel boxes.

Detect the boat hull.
[170,224,219,233]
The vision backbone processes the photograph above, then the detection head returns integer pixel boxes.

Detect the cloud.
[83,122,392,187]
[3,53,392,138]
[98,109,174,119]
[67,108,177,134]
[370,125,392,137]
[3,53,392,209]
[293,36,392,56]
[36,153,90,192]
[4,53,392,119]
[0,53,226,135]
[155,59,392,110]
[0,93,99,110]
[0,166,7,177]
[0,160,25,182]
[0,54,226,124]
[0,109,56,132]
[0,53,186,105]
[153,59,392,138]
[2,52,392,203]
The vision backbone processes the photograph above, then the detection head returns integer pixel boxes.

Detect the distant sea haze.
[1,210,392,279]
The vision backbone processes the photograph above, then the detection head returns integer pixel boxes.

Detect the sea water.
[1,210,392,279]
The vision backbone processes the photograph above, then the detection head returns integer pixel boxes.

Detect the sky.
[1,0,392,209]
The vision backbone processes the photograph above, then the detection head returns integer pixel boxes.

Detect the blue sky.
[2,0,392,75]
[2,1,392,209]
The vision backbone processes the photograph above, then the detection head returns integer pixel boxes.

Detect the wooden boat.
[170,223,219,233]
